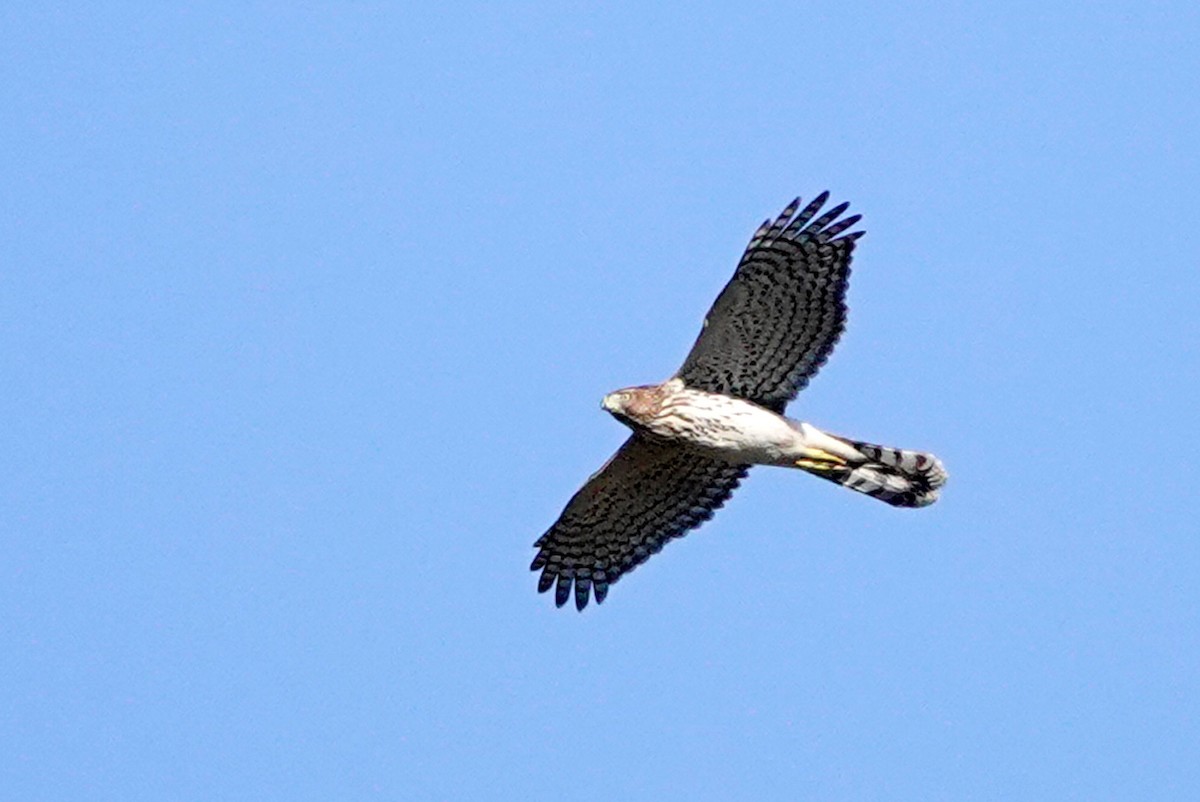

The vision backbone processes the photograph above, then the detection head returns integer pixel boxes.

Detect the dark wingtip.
[593,571,609,604]
[782,191,832,235]
[824,213,863,239]
[555,575,571,607]
[767,199,801,237]
[574,577,592,611]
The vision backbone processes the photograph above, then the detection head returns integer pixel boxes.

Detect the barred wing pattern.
[531,435,748,610]
[676,193,863,413]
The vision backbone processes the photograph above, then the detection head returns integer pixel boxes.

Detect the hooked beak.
[601,394,621,413]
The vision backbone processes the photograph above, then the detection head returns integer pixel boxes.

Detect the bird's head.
[601,385,664,427]
[601,389,634,420]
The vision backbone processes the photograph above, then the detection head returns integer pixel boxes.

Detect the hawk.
[531,193,947,610]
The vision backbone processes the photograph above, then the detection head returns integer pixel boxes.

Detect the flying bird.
[531,193,947,610]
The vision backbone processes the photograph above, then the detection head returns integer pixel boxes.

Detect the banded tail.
[797,428,948,508]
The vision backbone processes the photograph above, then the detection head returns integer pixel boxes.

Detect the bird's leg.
[788,421,861,472]
[794,446,848,473]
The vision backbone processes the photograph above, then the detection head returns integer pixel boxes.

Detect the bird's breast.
[640,388,798,463]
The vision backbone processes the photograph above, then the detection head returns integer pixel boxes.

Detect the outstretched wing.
[531,435,748,611]
[675,193,863,412]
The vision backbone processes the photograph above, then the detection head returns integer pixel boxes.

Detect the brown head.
[601,383,668,426]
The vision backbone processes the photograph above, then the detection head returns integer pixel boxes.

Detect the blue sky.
[3,3,1198,800]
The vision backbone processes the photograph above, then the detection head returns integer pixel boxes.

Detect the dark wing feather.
[675,193,863,412]
[531,435,748,610]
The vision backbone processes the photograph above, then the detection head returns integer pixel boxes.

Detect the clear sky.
[3,3,1198,800]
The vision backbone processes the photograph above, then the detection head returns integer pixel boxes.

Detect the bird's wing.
[531,435,748,610]
[675,193,863,412]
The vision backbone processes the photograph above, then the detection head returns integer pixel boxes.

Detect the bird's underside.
[531,193,947,610]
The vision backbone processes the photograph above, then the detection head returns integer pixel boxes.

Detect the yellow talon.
[795,448,847,472]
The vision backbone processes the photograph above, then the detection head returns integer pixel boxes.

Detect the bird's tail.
[792,425,948,508]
